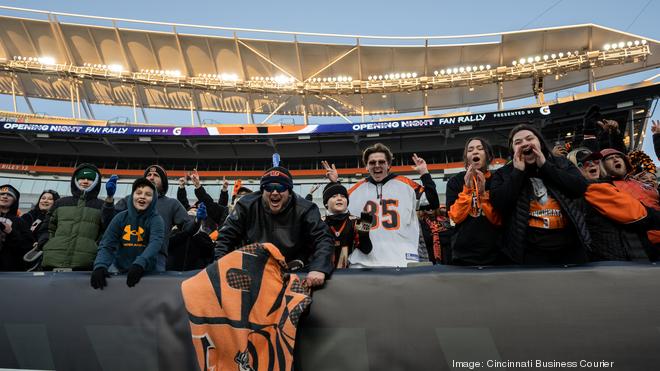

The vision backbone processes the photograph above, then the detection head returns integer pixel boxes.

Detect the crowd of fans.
[1,110,659,289]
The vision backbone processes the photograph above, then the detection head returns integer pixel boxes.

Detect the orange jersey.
[529,197,566,229]
[181,242,311,371]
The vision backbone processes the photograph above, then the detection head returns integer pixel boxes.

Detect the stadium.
[0,3,659,371]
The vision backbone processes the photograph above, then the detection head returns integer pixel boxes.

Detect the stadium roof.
[0,6,657,120]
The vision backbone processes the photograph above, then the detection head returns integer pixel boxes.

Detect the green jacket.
[39,164,105,270]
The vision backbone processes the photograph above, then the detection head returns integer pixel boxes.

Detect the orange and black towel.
[181,242,311,371]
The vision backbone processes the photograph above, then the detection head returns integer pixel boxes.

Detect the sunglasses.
[578,159,600,168]
[262,183,288,193]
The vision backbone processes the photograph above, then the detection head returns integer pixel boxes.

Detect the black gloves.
[91,267,109,290]
[355,211,374,234]
[126,264,145,287]
[91,264,146,289]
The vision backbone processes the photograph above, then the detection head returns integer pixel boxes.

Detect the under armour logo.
[149,167,158,173]
[123,225,144,242]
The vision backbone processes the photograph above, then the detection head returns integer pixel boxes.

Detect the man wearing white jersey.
[322,143,439,267]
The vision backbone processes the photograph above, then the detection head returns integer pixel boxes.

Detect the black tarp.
[2,263,660,371]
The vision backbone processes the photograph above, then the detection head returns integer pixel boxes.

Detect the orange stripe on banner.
[0,159,506,179]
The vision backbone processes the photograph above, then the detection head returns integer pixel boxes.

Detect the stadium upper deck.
[0,6,657,125]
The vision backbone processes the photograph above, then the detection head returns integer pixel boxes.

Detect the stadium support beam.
[69,80,75,118]
[76,81,97,120]
[145,33,163,71]
[112,21,134,73]
[261,98,290,124]
[237,39,298,82]
[132,88,138,123]
[87,28,104,64]
[357,38,366,122]
[18,133,40,150]
[328,105,352,124]
[185,139,199,154]
[48,15,75,65]
[12,72,35,114]
[173,26,192,77]
[302,98,309,125]
[357,38,364,82]
[295,36,310,120]
[205,38,219,76]
[20,19,41,57]
[85,100,96,120]
[10,80,16,112]
[497,82,504,111]
[102,137,120,153]
[75,82,81,119]
[233,33,255,124]
[190,96,195,126]
[80,99,92,119]
[306,46,357,82]
[294,35,304,81]
[588,27,596,92]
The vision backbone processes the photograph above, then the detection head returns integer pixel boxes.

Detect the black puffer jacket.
[0,184,32,271]
[583,201,654,262]
[215,191,334,275]
[490,156,590,264]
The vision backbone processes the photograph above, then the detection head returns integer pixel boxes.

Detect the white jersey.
[347,175,424,267]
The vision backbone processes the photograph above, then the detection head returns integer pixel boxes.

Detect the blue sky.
[0,0,658,155]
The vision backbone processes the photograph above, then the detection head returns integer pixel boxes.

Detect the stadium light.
[38,56,56,65]
[4,36,651,107]
[108,64,124,73]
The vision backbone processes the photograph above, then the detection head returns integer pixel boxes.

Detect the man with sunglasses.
[324,143,439,267]
[215,166,334,288]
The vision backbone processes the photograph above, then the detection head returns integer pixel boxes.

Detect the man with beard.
[322,143,439,267]
[103,165,192,271]
[0,184,32,271]
[600,148,660,247]
[321,182,373,268]
[215,166,333,288]
[490,125,590,265]
[446,137,504,265]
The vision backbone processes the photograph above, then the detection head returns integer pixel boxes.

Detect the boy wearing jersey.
[323,143,439,267]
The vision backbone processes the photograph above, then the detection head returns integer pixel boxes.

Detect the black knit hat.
[323,182,349,208]
[132,177,157,195]
[144,164,169,194]
[260,166,293,190]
